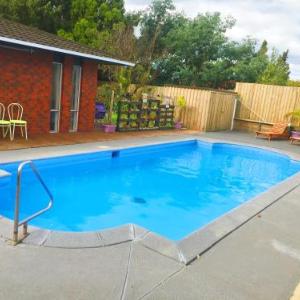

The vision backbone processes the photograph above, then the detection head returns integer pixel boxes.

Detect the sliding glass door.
[70,65,82,132]
[50,62,62,132]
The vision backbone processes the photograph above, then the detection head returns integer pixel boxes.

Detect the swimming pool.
[0,140,300,240]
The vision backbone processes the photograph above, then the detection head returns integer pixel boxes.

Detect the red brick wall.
[0,47,52,134]
[0,46,97,135]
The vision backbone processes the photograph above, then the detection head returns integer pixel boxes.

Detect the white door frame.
[50,62,63,133]
[70,65,82,132]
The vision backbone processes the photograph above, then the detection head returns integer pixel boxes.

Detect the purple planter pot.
[103,124,116,133]
[291,130,300,138]
[175,122,183,129]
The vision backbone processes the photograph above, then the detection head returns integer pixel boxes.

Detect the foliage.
[176,96,186,108]
[152,12,235,87]
[137,1,177,57]
[152,16,285,88]
[102,112,118,125]
[97,82,115,102]
[286,110,300,119]
[116,68,132,96]
[0,0,72,33]
[258,50,290,86]
[57,0,137,60]
[174,95,186,122]
[288,80,300,87]
[286,109,300,127]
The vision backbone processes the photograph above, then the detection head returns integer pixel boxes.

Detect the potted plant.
[130,121,138,128]
[148,120,156,128]
[103,90,117,133]
[174,95,186,129]
[129,113,137,120]
[285,109,300,138]
[149,111,157,120]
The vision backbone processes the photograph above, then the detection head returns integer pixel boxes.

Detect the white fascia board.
[0,36,135,67]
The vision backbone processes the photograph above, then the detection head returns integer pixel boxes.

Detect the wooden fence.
[147,85,237,131]
[126,82,300,132]
[234,82,300,132]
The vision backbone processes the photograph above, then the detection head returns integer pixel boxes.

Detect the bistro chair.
[8,103,28,141]
[0,103,10,138]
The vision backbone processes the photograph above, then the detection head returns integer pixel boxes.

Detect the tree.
[258,50,290,85]
[288,80,300,87]
[134,0,185,84]
[137,0,176,62]
[0,0,72,33]
[229,40,269,84]
[152,23,287,89]
[0,0,134,59]
[152,12,236,87]
[57,0,128,50]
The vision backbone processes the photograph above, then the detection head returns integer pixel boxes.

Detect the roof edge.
[0,36,135,67]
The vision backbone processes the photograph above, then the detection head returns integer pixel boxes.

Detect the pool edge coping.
[1,135,300,265]
[1,134,300,164]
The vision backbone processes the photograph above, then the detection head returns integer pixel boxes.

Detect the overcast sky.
[124,0,300,79]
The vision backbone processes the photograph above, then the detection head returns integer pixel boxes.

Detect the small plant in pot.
[174,95,186,129]
[149,111,157,120]
[103,90,117,133]
[149,120,156,128]
[285,109,300,138]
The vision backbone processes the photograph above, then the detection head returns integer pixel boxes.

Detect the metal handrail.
[13,161,53,244]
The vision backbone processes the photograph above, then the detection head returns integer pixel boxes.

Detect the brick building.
[0,18,133,135]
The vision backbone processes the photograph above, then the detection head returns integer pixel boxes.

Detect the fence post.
[230,97,238,131]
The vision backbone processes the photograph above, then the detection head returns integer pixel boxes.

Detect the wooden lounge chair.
[256,122,289,141]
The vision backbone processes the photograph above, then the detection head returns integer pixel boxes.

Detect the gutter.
[0,36,135,67]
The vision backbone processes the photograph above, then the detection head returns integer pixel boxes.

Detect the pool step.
[0,169,11,187]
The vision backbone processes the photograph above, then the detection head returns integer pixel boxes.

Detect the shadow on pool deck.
[0,131,300,299]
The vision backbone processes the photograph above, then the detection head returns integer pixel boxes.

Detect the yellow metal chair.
[0,103,10,138]
[8,103,28,141]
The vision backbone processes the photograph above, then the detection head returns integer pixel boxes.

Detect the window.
[50,62,62,132]
[70,65,82,132]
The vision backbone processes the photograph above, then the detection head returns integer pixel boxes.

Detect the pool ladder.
[13,161,53,245]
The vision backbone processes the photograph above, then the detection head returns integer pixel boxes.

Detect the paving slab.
[0,216,13,240]
[43,231,103,248]
[22,229,50,246]
[145,186,300,300]
[178,214,240,263]
[144,266,255,300]
[122,243,183,300]
[259,197,300,241]
[193,220,300,300]
[137,231,184,263]
[0,242,131,300]
[132,224,149,240]
[99,224,133,246]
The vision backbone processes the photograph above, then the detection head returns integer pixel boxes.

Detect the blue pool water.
[0,140,300,240]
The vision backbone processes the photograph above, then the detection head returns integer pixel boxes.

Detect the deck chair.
[0,103,10,138]
[256,122,289,141]
[8,103,28,141]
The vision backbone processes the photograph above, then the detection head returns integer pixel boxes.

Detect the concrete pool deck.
[0,131,300,299]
